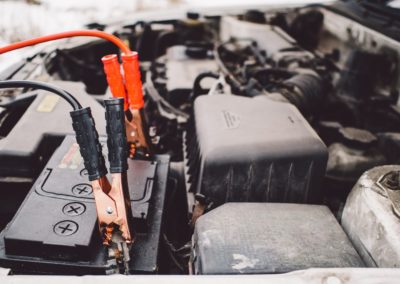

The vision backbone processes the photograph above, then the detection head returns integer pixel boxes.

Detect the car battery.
[0,135,170,275]
[0,81,107,229]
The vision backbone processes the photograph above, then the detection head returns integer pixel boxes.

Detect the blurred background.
[0,0,323,71]
[0,0,324,43]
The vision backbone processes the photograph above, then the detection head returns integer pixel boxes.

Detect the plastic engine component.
[185,95,328,206]
[0,81,107,179]
[0,135,170,274]
[220,16,295,57]
[191,203,365,274]
[156,46,218,97]
[341,165,400,267]
[279,74,324,114]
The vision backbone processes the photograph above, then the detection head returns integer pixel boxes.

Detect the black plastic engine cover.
[0,81,107,179]
[0,135,170,274]
[191,203,365,274]
[186,95,327,206]
[154,46,217,99]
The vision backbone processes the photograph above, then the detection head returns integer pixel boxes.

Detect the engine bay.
[0,2,400,277]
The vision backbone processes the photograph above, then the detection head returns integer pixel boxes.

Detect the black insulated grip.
[70,107,107,181]
[104,98,128,173]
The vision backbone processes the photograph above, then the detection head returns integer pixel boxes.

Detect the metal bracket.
[376,171,400,218]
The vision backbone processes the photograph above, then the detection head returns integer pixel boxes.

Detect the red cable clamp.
[122,52,144,110]
[102,54,129,111]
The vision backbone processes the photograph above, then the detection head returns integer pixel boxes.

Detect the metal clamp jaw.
[92,173,132,274]
[92,174,132,245]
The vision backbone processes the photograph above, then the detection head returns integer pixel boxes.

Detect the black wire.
[0,80,82,110]
[191,71,219,101]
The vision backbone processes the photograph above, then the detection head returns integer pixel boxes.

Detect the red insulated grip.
[122,52,144,110]
[102,54,129,111]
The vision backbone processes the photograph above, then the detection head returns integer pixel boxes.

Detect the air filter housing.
[185,95,327,206]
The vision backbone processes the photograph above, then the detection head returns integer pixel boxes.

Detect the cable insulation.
[0,80,82,110]
[0,30,131,55]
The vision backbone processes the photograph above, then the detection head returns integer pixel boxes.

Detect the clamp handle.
[102,54,129,111]
[70,107,107,181]
[122,52,144,110]
[105,98,129,173]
